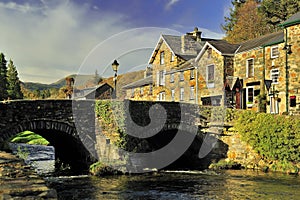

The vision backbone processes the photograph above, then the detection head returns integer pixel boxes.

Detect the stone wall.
[218,128,262,169]
[287,24,300,114]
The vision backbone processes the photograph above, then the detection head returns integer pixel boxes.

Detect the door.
[235,88,241,109]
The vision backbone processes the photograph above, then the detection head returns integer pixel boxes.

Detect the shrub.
[234,111,300,165]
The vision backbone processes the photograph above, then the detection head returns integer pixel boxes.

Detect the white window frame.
[206,64,215,88]
[271,46,279,59]
[190,69,195,79]
[190,86,195,100]
[180,71,184,81]
[246,87,254,107]
[159,91,165,101]
[149,84,153,95]
[270,68,279,84]
[159,70,166,86]
[140,87,144,95]
[170,73,175,83]
[171,89,175,101]
[246,58,254,78]
[160,51,165,65]
[180,87,184,101]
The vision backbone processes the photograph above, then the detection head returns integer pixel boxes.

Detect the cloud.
[0,0,226,84]
[0,0,134,83]
[165,0,180,10]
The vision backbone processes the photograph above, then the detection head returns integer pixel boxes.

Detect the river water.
[8,144,300,199]
[46,170,300,200]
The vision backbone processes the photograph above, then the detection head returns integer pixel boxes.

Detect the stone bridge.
[0,100,97,172]
[0,100,227,173]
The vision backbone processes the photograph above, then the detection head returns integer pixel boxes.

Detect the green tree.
[223,0,272,43]
[222,0,244,40]
[7,59,23,99]
[0,53,8,100]
[259,0,300,28]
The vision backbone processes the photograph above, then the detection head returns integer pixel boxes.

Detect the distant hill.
[22,70,146,99]
[23,74,98,91]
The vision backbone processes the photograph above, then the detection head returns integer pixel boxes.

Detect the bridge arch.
[2,119,95,173]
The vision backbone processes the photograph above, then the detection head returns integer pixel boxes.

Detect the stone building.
[195,40,239,107]
[122,11,300,115]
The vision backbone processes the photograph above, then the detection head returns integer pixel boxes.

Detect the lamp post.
[265,79,279,114]
[111,59,119,99]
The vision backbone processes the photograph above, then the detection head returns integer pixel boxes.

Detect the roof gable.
[148,34,207,64]
[148,35,176,64]
[196,40,238,61]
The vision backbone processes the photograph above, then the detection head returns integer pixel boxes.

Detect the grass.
[10,131,49,146]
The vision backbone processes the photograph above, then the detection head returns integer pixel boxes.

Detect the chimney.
[181,27,201,54]
[192,27,202,42]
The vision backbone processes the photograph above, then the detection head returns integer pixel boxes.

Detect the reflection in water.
[47,170,300,200]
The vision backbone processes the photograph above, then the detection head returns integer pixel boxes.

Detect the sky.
[0,0,232,83]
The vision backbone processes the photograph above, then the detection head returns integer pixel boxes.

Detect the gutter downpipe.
[285,28,289,114]
[262,46,266,112]
[195,61,198,105]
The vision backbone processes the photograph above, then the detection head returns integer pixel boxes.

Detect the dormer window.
[160,51,165,65]
[271,46,279,58]
[207,48,212,59]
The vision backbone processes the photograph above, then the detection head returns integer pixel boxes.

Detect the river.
[8,144,300,199]
[45,170,300,200]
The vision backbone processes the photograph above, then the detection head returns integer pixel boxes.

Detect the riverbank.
[0,151,57,199]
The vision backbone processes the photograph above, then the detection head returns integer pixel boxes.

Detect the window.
[271,46,279,58]
[246,59,254,78]
[171,89,175,101]
[246,87,254,107]
[159,92,165,101]
[131,88,135,97]
[170,73,174,83]
[207,65,215,88]
[149,84,153,95]
[180,71,184,81]
[207,48,212,59]
[159,70,166,86]
[140,87,144,95]
[270,68,279,84]
[190,69,195,79]
[171,53,175,62]
[190,86,195,100]
[160,51,165,65]
[180,87,184,101]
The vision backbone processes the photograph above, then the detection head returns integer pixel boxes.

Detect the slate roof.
[280,11,300,27]
[149,34,218,63]
[236,31,284,53]
[73,83,112,98]
[122,75,153,89]
[208,40,240,55]
[162,35,204,57]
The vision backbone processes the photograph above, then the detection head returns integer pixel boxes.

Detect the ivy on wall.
[234,110,300,164]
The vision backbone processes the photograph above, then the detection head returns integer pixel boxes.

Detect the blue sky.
[0,0,232,83]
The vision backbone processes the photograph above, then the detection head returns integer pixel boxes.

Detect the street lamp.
[111,59,119,99]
